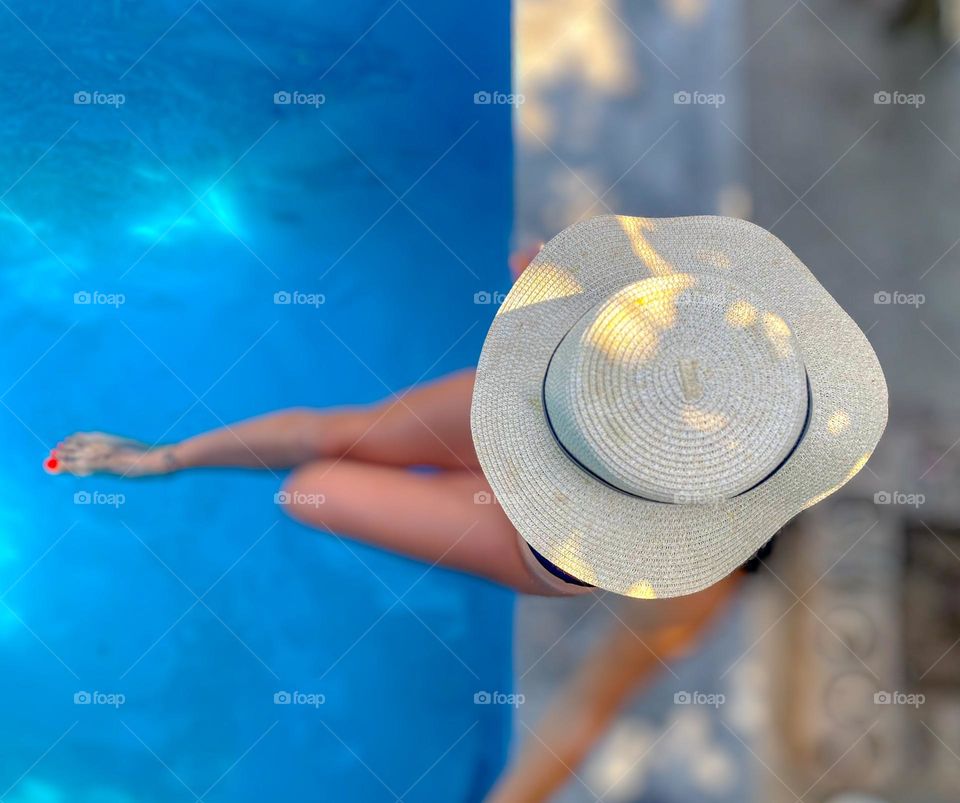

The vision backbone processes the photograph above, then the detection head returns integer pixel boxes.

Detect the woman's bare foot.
[50,432,177,477]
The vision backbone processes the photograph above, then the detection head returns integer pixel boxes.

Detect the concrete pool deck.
[513,0,960,800]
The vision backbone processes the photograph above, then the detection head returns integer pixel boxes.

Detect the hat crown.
[543,274,809,503]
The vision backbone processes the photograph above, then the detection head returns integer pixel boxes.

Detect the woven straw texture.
[471,215,888,598]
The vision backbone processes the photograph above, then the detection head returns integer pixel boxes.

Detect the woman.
[47,213,886,800]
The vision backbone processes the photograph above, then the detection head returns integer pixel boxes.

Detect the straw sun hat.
[471,215,887,598]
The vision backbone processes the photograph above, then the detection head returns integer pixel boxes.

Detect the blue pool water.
[0,2,515,800]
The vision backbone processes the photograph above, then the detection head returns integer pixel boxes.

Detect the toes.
[51,452,77,475]
[43,452,61,474]
[61,433,98,451]
[49,432,148,477]
[48,443,97,476]
[62,432,119,446]
[59,456,92,477]
[59,435,119,459]
[44,448,89,476]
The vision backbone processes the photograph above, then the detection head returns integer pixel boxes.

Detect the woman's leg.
[54,369,480,477]
[54,367,587,595]
[486,575,741,801]
[279,459,552,594]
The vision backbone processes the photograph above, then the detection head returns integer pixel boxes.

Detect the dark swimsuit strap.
[529,531,780,589]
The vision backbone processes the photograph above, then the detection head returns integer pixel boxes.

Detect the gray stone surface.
[513,0,960,800]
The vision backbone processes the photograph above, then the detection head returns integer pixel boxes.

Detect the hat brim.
[471,215,888,598]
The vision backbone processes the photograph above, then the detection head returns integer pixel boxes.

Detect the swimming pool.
[0,2,515,800]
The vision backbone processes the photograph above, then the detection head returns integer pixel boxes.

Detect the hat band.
[541,360,813,503]
[541,275,812,504]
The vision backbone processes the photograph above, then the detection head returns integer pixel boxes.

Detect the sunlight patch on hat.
[827,409,851,435]
[761,312,797,359]
[696,249,732,270]
[556,532,598,586]
[802,452,872,510]
[681,408,729,433]
[584,274,696,361]
[725,299,759,328]
[626,580,657,599]
[617,216,676,276]
[498,262,582,313]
